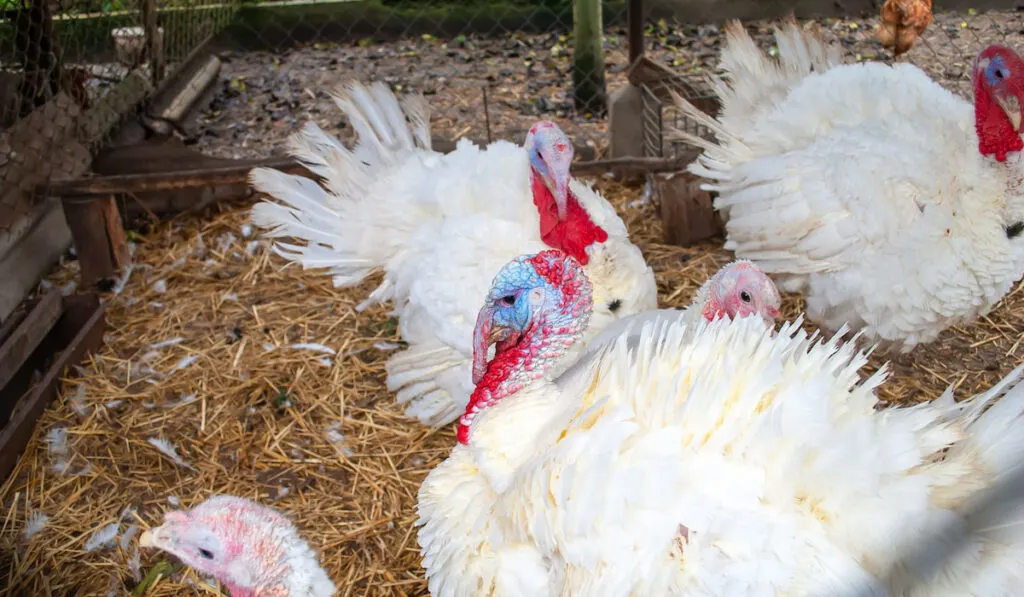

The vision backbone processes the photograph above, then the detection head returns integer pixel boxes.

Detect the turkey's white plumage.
[418,313,1024,596]
[249,82,657,426]
[670,20,1024,350]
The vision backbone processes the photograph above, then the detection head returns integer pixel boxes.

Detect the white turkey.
[248,81,657,427]
[670,18,1024,350]
[418,248,1024,597]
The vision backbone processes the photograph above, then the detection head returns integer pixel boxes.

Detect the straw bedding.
[5,8,1024,587]
[0,177,1021,596]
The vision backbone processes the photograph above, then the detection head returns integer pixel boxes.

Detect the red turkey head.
[973,44,1024,161]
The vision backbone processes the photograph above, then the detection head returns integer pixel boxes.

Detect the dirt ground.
[191,8,1024,160]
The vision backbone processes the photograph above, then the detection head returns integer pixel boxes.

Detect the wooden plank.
[0,290,61,392]
[573,155,688,176]
[50,138,604,201]
[0,199,72,322]
[0,309,28,348]
[0,294,105,483]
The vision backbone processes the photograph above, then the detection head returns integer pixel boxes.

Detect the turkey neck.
[528,168,608,265]
[530,168,561,241]
[457,288,593,445]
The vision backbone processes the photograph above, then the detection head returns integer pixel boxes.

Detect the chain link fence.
[0,0,236,256]
[636,5,1024,160]
[190,0,632,160]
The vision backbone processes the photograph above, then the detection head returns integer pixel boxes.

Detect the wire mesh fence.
[191,0,632,160]
[638,7,1024,160]
[0,0,237,246]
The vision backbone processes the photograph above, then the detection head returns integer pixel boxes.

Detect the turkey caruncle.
[671,18,1024,352]
[248,80,658,430]
[418,248,1024,597]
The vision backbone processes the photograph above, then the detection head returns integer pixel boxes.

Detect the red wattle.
[457,343,531,444]
[456,422,471,444]
[530,173,608,266]
[974,76,1024,162]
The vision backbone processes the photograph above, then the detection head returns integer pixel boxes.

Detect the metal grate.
[637,69,714,160]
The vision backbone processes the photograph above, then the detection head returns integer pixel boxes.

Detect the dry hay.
[0,207,445,596]
[0,176,1022,596]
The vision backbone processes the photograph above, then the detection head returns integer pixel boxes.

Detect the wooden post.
[61,196,129,287]
[653,169,723,246]
[628,0,644,65]
[572,0,607,117]
[141,0,165,84]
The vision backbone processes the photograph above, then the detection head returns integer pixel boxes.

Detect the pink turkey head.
[462,249,593,444]
[526,121,573,220]
[139,495,336,597]
[698,260,781,326]
[524,121,608,265]
[973,44,1024,161]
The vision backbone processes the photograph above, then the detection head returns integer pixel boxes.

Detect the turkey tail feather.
[666,17,845,206]
[249,80,436,300]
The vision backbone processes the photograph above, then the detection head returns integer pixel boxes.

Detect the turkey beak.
[488,325,510,344]
[542,173,569,221]
[139,526,166,549]
[998,93,1022,132]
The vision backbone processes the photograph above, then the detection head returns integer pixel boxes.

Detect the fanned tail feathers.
[248,80,435,297]
[667,18,844,191]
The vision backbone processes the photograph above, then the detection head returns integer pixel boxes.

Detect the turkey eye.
[1007,221,1024,239]
[607,299,622,313]
[501,295,516,306]
[198,548,214,560]
[740,291,752,303]
[997,67,1009,79]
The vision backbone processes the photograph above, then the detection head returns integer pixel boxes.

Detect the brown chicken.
[878,0,933,56]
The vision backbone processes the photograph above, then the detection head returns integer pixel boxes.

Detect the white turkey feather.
[249,81,657,427]
[668,18,1024,350]
[419,312,1024,596]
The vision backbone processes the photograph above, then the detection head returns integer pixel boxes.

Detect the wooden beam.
[47,156,311,197]
[572,155,687,176]
[0,294,105,483]
[0,290,62,392]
